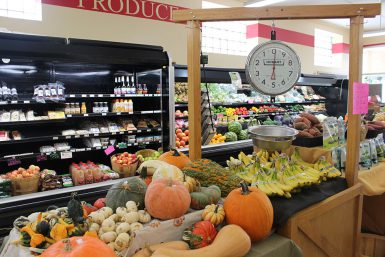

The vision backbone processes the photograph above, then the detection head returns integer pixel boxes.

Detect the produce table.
[246,234,302,257]
[358,162,385,257]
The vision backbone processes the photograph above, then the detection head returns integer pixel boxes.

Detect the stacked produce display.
[174,81,326,148]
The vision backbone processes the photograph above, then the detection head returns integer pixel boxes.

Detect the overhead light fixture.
[363,31,385,38]
[1,58,10,63]
[245,0,286,7]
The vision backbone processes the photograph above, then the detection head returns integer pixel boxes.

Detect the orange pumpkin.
[224,182,273,242]
[145,178,191,220]
[41,237,115,257]
[158,149,191,169]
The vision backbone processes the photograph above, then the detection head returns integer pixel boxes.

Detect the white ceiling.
[241,0,384,32]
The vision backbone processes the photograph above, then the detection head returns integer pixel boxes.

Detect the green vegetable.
[228,122,242,134]
[238,130,248,140]
[224,132,237,142]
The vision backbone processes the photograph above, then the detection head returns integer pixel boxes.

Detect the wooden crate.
[278,184,363,257]
[361,233,385,257]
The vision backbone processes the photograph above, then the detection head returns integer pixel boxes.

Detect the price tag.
[104,145,115,155]
[128,131,133,134]
[117,112,121,115]
[134,143,138,146]
[36,154,47,162]
[76,148,86,152]
[102,113,107,116]
[60,151,73,159]
[110,94,115,97]
[67,114,72,118]
[7,158,21,167]
[23,100,30,104]
[96,146,101,150]
[84,134,89,138]
[75,135,80,138]
[86,148,91,151]
[118,143,127,149]
[147,129,151,132]
[0,101,6,105]
[94,133,99,137]
[81,94,86,97]
[90,94,95,97]
[11,101,17,104]
[65,136,71,139]
[84,114,89,117]
[49,152,60,160]
[98,94,103,97]
[69,94,75,98]
[142,111,153,114]
[119,131,124,135]
[158,128,162,131]
[111,132,117,135]
[52,137,59,140]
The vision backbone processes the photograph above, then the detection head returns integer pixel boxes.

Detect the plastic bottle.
[103,102,108,113]
[75,102,81,114]
[114,77,118,95]
[81,102,87,114]
[137,84,142,95]
[338,116,345,145]
[128,99,133,113]
[143,84,148,94]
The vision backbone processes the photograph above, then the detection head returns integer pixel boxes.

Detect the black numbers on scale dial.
[272,82,276,88]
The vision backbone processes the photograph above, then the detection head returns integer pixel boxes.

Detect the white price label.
[81,94,86,97]
[147,129,151,132]
[69,94,75,98]
[76,148,86,152]
[119,131,124,135]
[153,110,161,113]
[86,148,91,151]
[84,114,89,117]
[84,134,89,138]
[158,128,162,131]
[94,133,99,136]
[23,100,30,104]
[110,94,115,97]
[134,143,138,146]
[98,94,103,97]
[75,135,80,138]
[117,112,121,115]
[67,114,72,117]
[112,132,117,135]
[90,94,95,97]
[53,137,59,140]
[96,146,101,150]
[65,136,71,139]
[60,151,73,159]
[0,101,6,105]
[102,113,107,116]
[128,131,133,134]
[11,101,17,104]
[142,111,153,114]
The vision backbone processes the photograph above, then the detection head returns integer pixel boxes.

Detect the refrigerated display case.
[0,32,172,236]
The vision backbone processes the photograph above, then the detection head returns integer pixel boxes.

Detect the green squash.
[13,216,30,231]
[36,220,50,237]
[68,226,85,237]
[190,185,221,210]
[106,177,147,212]
[67,192,84,224]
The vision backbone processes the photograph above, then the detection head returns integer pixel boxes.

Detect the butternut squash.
[152,225,251,257]
[133,241,189,257]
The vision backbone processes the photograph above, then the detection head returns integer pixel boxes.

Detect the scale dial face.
[246,40,301,96]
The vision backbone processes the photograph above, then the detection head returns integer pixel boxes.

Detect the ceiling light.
[245,0,286,7]
[1,58,10,64]
[363,31,385,38]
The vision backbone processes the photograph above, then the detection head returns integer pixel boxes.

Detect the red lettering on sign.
[41,0,187,23]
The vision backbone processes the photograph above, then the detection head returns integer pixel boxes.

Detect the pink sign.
[104,146,115,156]
[353,82,369,115]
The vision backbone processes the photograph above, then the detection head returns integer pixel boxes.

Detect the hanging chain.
[271,20,276,40]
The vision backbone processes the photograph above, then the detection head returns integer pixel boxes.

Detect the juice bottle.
[81,102,87,114]
[128,99,133,113]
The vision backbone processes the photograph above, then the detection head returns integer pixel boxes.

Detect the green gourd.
[67,192,84,224]
[190,185,221,210]
[106,177,147,212]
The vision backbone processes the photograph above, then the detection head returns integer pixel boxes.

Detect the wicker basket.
[136,149,157,158]
[11,175,40,196]
[111,155,139,178]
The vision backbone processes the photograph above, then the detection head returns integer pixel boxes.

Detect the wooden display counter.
[278,184,362,257]
[358,162,385,257]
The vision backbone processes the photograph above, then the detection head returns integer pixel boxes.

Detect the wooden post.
[187,20,202,160]
[346,16,364,188]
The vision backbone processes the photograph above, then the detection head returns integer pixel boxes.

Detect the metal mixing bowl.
[248,125,298,151]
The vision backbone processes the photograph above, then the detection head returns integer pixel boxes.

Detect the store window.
[0,0,42,21]
[314,29,334,67]
[201,1,249,56]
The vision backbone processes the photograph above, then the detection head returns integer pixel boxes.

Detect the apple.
[176,129,183,134]
[185,130,189,136]
[176,141,181,147]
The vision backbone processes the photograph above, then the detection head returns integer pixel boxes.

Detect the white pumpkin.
[107,242,115,251]
[88,211,105,225]
[109,214,120,222]
[99,207,113,218]
[116,207,127,218]
[130,222,143,233]
[89,223,100,233]
[138,210,151,223]
[125,201,138,212]
[98,228,104,238]
[114,233,131,251]
[101,218,116,232]
[122,212,139,224]
[138,160,170,175]
[152,165,183,182]
[116,222,131,235]
[100,231,117,243]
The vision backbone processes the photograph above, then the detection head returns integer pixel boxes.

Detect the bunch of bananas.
[226,148,342,198]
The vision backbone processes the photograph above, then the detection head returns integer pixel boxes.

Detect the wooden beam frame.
[173,4,380,22]
[173,3,381,189]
